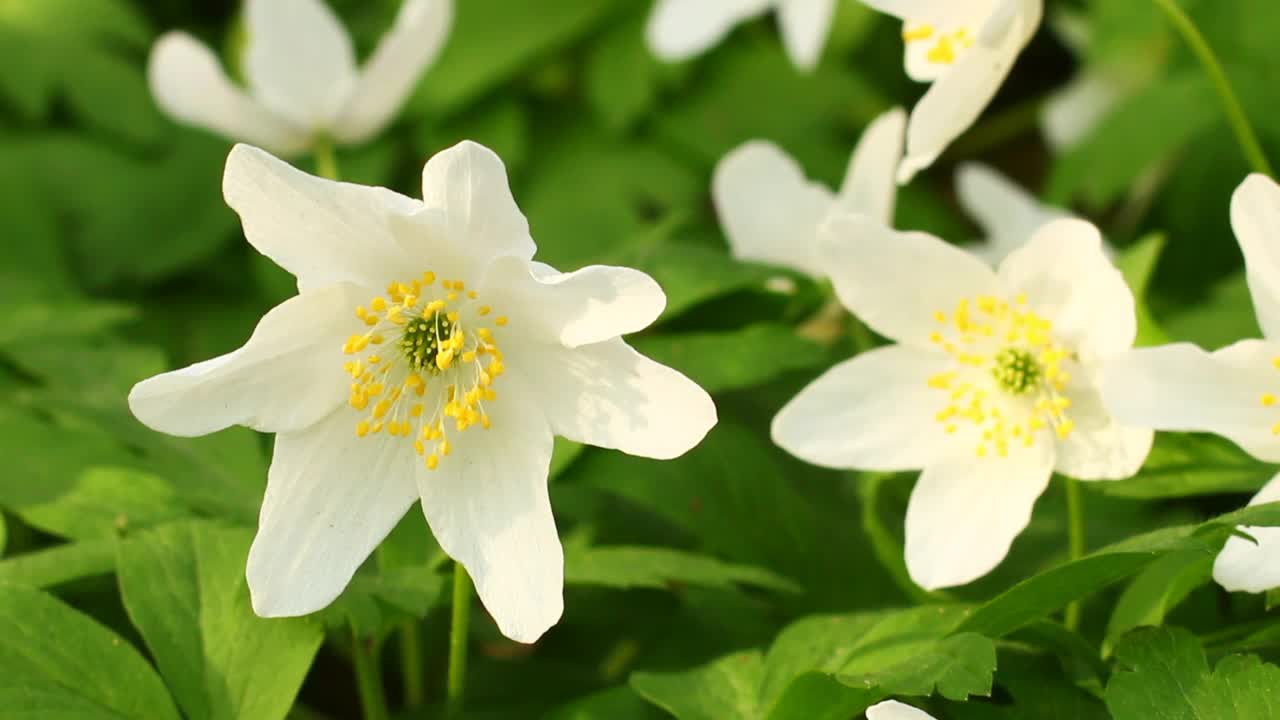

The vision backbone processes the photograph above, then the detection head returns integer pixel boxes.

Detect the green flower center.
[991,347,1041,395]
[399,312,454,374]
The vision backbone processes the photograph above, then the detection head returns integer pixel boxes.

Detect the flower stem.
[446,562,473,719]
[313,136,341,180]
[858,473,933,604]
[1150,0,1273,177]
[351,630,389,720]
[399,620,425,708]
[1063,478,1087,631]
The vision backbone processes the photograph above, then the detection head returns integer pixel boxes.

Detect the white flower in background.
[149,0,453,155]
[712,108,906,278]
[772,214,1151,589]
[860,0,1043,182]
[127,141,717,643]
[867,700,937,720]
[646,0,837,72]
[956,162,1076,265]
[1102,174,1280,594]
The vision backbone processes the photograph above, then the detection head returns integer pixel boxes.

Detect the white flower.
[772,214,1152,589]
[645,0,837,71]
[867,700,937,720]
[711,108,906,278]
[1102,174,1280,594]
[860,0,1043,182]
[148,0,453,155]
[127,141,717,643]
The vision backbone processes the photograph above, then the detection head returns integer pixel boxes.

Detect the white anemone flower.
[149,0,453,156]
[861,0,1043,183]
[127,141,717,643]
[646,0,837,71]
[1102,174,1280,594]
[867,700,937,720]
[711,108,907,278]
[772,214,1152,589]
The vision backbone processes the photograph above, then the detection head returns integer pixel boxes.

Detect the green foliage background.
[2,0,1280,717]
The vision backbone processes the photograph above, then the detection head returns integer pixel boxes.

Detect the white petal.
[819,212,1000,347]
[906,437,1055,589]
[333,0,454,144]
[147,33,309,155]
[645,0,772,62]
[513,338,716,461]
[1231,174,1280,341]
[1053,370,1153,480]
[836,108,907,227]
[420,141,536,270]
[128,283,363,437]
[772,345,954,471]
[244,0,358,129]
[777,0,837,71]
[1214,473,1280,593]
[223,144,421,292]
[247,408,419,617]
[867,700,939,720]
[416,384,562,643]
[1041,71,1122,151]
[712,141,834,278]
[955,162,1068,266]
[857,0,952,21]
[480,259,666,348]
[998,218,1134,359]
[1101,341,1280,464]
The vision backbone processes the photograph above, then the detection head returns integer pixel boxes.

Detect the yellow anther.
[368,355,381,365]
[440,439,451,456]
[1053,396,1072,410]
[462,351,477,363]
[402,294,417,308]
[414,440,425,455]
[426,454,439,470]
[454,280,465,291]
[447,311,459,323]
[495,316,508,327]
[976,444,988,458]
[426,300,446,313]
[1056,419,1076,439]
[903,23,934,41]
[410,404,424,418]
[468,291,478,299]
[422,271,436,285]
[370,297,387,312]
[436,348,455,371]
[370,334,384,344]
[356,421,370,437]
[1264,393,1277,407]
[447,292,458,301]
[478,306,492,316]
[373,400,390,419]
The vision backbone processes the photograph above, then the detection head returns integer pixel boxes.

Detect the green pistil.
[992,347,1041,395]
[399,313,452,373]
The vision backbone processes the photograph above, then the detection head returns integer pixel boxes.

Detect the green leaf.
[1104,550,1213,657]
[1097,433,1273,500]
[18,467,192,541]
[564,545,801,593]
[0,584,180,719]
[632,326,828,394]
[617,239,775,321]
[545,686,666,720]
[0,538,116,588]
[585,13,662,134]
[0,301,136,348]
[1114,233,1170,346]
[0,513,5,557]
[1162,272,1261,350]
[631,650,766,720]
[836,633,995,701]
[116,522,324,720]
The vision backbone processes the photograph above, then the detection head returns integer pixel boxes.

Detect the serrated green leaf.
[564,545,800,594]
[631,650,765,720]
[836,633,995,701]
[632,326,828,394]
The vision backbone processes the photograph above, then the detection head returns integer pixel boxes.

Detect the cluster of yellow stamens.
[925,294,1076,459]
[342,270,508,470]
[902,23,975,66]
[1261,356,1280,435]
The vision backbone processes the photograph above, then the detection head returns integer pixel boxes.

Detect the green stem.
[1063,478,1087,631]
[351,631,389,720]
[313,135,341,180]
[1150,0,1273,177]
[446,562,473,719]
[858,473,934,604]
[399,620,425,708]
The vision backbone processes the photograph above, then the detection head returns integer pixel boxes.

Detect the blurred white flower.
[772,214,1150,589]
[867,700,937,720]
[128,141,717,643]
[149,0,453,155]
[1102,174,1280,594]
[712,108,906,278]
[646,0,837,71]
[860,0,1043,182]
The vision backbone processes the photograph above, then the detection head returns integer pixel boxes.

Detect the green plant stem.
[1150,0,1273,177]
[858,473,934,604]
[313,136,341,180]
[1063,478,1087,631]
[399,620,425,707]
[351,631,389,720]
[446,562,473,719]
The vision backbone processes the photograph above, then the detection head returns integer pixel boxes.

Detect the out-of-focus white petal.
[333,0,454,144]
[820,213,999,348]
[1232,174,1280,342]
[1101,340,1280,464]
[147,33,309,155]
[772,345,955,471]
[1214,473,1280,593]
[998,219,1134,359]
[1054,371,1153,480]
[955,163,1068,265]
[837,108,907,227]
[857,0,953,21]
[776,0,837,71]
[480,259,665,348]
[223,145,421,291]
[712,140,834,277]
[416,384,562,643]
[129,283,364,437]
[1041,71,1122,151]
[419,141,536,270]
[247,409,419,617]
[867,700,938,720]
[244,0,358,128]
[906,437,1054,589]
[512,337,716,461]
[645,0,772,62]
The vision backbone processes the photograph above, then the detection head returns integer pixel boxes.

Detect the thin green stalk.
[446,562,473,719]
[1150,0,1273,177]
[351,631,389,720]
[313,136,341,180]
[858,473,934,604]
[1063,478,1087,631]
[399,620,425,707]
